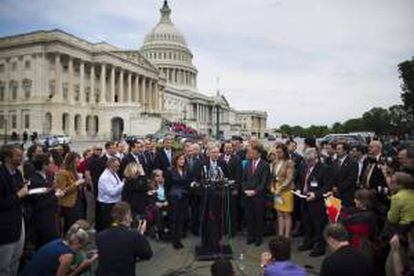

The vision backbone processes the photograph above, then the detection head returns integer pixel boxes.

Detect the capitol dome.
[140,0,198,89]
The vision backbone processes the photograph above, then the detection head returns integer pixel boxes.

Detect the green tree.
[362,107,391,135]
[279,124,292,136]
[398,57,414,116]
[331,122,343,133]
[388,104,413,135]
[342,118,366,133]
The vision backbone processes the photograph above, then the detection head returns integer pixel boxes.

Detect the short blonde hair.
[124,162,139,178]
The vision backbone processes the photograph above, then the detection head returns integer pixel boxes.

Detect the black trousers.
[60,205,81,234]
[170,196,188,245]
[301,201,327,249]
[244,196,265,239]
[190,194,201,235]
[96,202,115,232]
[31,206,59,249]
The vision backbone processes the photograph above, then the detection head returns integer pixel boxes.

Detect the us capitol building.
[0,1,267,141]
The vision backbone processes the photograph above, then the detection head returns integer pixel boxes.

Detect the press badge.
[310,181,318,187]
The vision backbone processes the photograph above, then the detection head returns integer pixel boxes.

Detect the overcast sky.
[0,0,413,128]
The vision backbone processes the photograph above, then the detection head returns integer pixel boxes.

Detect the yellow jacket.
[56,169,78,208]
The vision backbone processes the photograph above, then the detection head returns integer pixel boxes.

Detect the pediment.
[111,50,159,72]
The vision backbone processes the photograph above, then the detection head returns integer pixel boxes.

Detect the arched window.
[22,79,32,100]
[0,81,5,102]
[9,80,18,100]
[62,113,69,134]
[93,115,99,136]
[74,114,81,135]
[85,115,92,136]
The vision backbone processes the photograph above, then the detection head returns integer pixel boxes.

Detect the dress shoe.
[298,243,313,251]
[246,237,255,245]
[255,237,262,247]
[173,242,184,250]
[309,249,325,257]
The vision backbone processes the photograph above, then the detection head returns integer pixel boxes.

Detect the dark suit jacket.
[154,148,175,173]
[96,225,153,276]
[187,155,205,182]
[26,172,58,213]
[241,159,270,196]
[334,155,358,206]
[363,159,387,191]
[166,168,191,198]
[298,161,333,202]
[290,152,304,188]
[144,150,155,174]
[219,154,242,188]
[0,164,24,245]
[122,176,148,215]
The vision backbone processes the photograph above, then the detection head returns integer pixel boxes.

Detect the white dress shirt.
[98,168,124,203]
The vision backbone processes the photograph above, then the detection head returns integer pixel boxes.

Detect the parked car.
[267,135,276,141]
[38,135,59,147]
[319,133,366,147]
[125,135,145,143]
[55,135,71,145]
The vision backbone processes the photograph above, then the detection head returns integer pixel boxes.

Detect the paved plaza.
[138,234,323,276]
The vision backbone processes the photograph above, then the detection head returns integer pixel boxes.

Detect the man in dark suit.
[120,140,143,178]
[298,148,333,257]
[154,134,175,189]
[363,140,388,192]
[351,145,369,188]
[242,144,270,246]
[219,141,242,233]
[319,141,336,167]
[144,138,156,174]
[85,142,118,196]
[286,139,305,236]
[220,141,242,184]
[0,144,29,275]
[332,142,358,207]
[187,143,206,235]
[232,136,246,160]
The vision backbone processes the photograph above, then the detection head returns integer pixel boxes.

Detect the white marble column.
[55,54,62,101]
[90,64,95,105]
[127,72,132,103]
[149,80,154,111]
[16,57,23,102]
[141,77,146,111]
[181,70,185,85]
[79,61,85,105]
[68,57,74,104]
[119,70,124,103]
[33,53,43,101]
[161,89,164,110]
[100,64,106,104]
[110,67,115,103]
[134,74,139,103]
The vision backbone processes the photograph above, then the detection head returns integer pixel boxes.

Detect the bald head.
[369,140,382,156]
[190,143,201,156]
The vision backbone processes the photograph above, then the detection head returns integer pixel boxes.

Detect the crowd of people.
[0,133,414,275]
